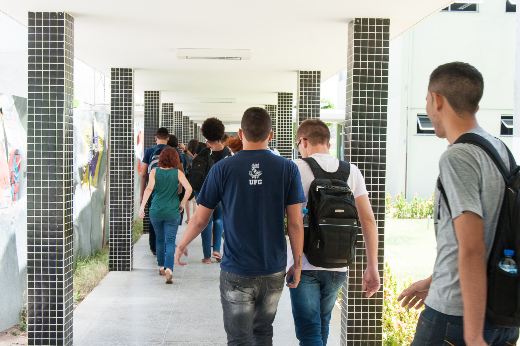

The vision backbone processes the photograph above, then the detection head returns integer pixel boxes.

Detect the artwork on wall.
[0,94,26,208]
[81,119,104,188]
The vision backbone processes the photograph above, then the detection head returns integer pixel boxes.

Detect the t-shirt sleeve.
[196,166,222,210]
[349,164,369,198]
[286,162,307,206]
[142,148,153,165]
[440,147,483,220]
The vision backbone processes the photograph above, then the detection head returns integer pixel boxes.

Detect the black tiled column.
[265,105,277,148]
[109,68,134,272]
[161,103,174,135]
[142,91,160,236]
[174,111,183,142]
[341,17,389,346]
[182,116,190,145]
[189,120,194,141]
[27,11,74,346]
[198,125,203,142]
[297,71,321,124]
[192,122,198,142]
[276,93,293,159]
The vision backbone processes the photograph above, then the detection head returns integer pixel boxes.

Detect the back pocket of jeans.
[444,323,499,346]
[265,274,285,305]
[224,273,256,303]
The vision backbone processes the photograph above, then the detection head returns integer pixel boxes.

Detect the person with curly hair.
[139,147,192,284]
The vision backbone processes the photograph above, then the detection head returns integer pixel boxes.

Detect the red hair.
[158,147,180,168]
[225,137,242,153]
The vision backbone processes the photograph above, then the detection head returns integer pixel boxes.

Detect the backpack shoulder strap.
[302,157,328,179]
[337,161,351,182]
[436,177,452,219]
[454,133,511,180]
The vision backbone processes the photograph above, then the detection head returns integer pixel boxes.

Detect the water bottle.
[302,209,309,227]
[499,249,518,274]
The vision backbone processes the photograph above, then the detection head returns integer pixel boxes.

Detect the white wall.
[0,12,27,98]
[388,1,517,199]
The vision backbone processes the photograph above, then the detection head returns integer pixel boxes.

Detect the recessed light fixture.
[177,49,251,60]
[200,98,236,104]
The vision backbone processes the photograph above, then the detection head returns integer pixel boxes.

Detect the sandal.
[212,252,222,262]
[159,267,165,276]
[202,258,212,264]
[165,269,173,284]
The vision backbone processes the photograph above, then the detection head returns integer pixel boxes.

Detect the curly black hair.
[201,117,225,142]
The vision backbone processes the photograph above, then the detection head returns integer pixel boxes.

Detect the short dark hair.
[167,135,178,147]
[158,147,180,168]
[241,107,272,143]
[428,62,484,116]
[188,139,199,153]
[201,118,225,142]
[296,119,330,146]
[156,127,169,140]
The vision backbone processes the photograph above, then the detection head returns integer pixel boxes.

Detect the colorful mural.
[81,120,104,188]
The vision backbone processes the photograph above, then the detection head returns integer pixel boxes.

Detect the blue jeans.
[220,269,286,346]
[194,191,223,258]
[289,270,347,346]
[411,305,519,346]
[150,215,181,271]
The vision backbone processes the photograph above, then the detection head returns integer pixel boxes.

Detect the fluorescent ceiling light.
[200,98,236,103]
[177,49,251,60]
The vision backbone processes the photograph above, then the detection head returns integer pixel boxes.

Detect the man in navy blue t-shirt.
[175,107,305,345]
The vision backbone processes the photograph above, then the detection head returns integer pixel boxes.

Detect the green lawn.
[384,219,437,285]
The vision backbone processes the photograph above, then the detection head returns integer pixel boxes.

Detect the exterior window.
[506,0,517,12]
[417,115,435,135]
[501,115,513,136]
[442,3,479,12]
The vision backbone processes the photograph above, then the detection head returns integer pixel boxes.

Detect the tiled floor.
[73,223,341,345]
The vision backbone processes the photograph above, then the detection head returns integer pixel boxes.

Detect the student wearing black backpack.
[289,119,380,345]
[398,62,519,346]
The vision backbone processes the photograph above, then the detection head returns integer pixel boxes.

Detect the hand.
[363,265,381,297]
[139,207,145,219]
[179,143,186,151]
[179,204,185,213]
[286,265,301,288]
[174,245,188,266]
[397,278,431,310]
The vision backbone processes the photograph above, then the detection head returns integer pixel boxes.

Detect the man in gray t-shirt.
[397,62,518,346]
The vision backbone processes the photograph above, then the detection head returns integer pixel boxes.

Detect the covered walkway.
[73,224,341,346]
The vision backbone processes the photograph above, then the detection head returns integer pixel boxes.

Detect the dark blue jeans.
[289,270,347,346]
[194,190,223,258]
[150,215,181,271]
[220,269,286,346]
[411,305,519,346]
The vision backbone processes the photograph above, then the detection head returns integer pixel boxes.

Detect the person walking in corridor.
[139,147,192,284]
[290,119,380,346]
[175,107,306,346]
[398,62,519,345]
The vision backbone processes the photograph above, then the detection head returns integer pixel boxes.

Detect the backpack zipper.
[316,185,353,195]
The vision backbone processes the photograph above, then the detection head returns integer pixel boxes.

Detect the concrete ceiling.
[3,0,453,124]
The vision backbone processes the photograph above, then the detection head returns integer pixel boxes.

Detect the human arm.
[140,163,149,204]
[355,194,381,297]
[179,143,194,159]
[174,205,213,265]
[177,171,193,212]
[286,203,304,288]
[398,275,432,309]
[139,169,155,218]
[454,211,487,346]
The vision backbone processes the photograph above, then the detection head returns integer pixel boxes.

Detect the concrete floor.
[73,223,341,346]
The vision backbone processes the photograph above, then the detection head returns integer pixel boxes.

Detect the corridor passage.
[73,224,342,345]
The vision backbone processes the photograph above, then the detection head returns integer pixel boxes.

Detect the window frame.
[442,2,480,12]
[416,115,436,136]
[500,115,514,137]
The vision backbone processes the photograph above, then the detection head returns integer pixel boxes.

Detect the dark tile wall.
[189,120,194,142]
[297,71,321,124]
[341,17,389,346]
[182,116,190,145]
[174,111,183,143]
[276,93,293,159]
[109,68,135,272]
[265,105,277,148]
[161,103,174,135]
[27,11,74,346]
[142,91,160,238]
[192,122,198,142]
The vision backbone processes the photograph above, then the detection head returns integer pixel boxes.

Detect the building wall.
[387,1,516,199]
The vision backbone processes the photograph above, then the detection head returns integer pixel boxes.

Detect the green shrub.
[383,264,422,346]
[386,192,434,219]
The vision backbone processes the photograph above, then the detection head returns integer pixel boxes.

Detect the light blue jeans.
[289,270,347,346]
[194,191,223,259]
[150,215,181,271]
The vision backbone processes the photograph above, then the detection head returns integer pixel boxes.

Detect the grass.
[72,219,144,308]
[384,218,437,284]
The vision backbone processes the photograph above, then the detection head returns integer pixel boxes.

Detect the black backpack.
[302,157,360,268]
[188,147,214,191]
[437,133,520,328]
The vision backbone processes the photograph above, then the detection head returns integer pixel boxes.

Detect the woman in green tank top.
[139,148,192,284]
